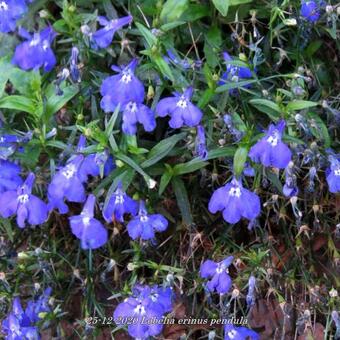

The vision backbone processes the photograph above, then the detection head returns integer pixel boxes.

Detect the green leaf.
[249,98,282,119]
[286,100,318,111]
[135,22,157,48]
[141,132,186,168]
[212,0,229,16]
[160,0,189,23]
[206,146,236,160]
[306,111,331,148]
[233,146,248,176]
[173,158,208,176]
[159,165,173,195]
[153,54,174,82]
[45,84,79,121]
[0,95,36,114]
[171,177,192,225]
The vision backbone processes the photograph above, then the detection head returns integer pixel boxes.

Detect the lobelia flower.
[127,201,168,241]
[70,46,81,83]
[12,26,57,72]
[114,284,173,339]
[156,87,203,128]
[326,155,340,193]
[200,256,233,294]
[0,0,27,33]
[0,160,23,193]
[224,324,259,340]
[164,49,192,69]
[195,125,208,160]
[100,59,145,112]
[301,1,320,22]
[209,178,261,224]
[102,182,138,223]
[47,155,86,214]
[121,101,156,135]
[248,120,292,169]
[2,289,52,340]
[69,194,108,250]
[93,15,133,48]
[246,275,256,307]
[283,161,299,197]
[0,131,32,160]
[219,52,253,94]
[0,173,48,228]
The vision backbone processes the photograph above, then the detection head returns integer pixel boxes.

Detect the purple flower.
[0,160,23,193]
[121,101,156,135]
[0,132,32,159]
[70,46,81,82]
[69,194,108,250]
[114,284,173,339]
[224,324,259,340]
[12,27,57,72]
[249,120,292,169]
[102,182,138,223]
[209,178,261,224]
[100,59,145,112]
[200,257,233,294]
[326,156,340,193]
[93,15,133,48]
[219,52,253,94]
[195,125,208,160]
[156,87,203,128]
[164,49,192,69]
[2,289,52,340]
[47,155,86,214]
[283,162,299,197]
[0,173,48,228]
[0,0,27,33]
[246,275,256,307]
[301,1,320,22]
[127,201,168,241]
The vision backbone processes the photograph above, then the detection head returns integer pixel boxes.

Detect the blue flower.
[0,0,27,33]
[0,160,23,193]
[219,52,253,94]
[0,132,32,159]
[70,46,81,82]
[156,87,203,128]
[2,289,52,340]
[200,256,233,294]
[164,49,192,69]
[12,27,57,72]
[246,275,256,307]
[283,162,299,197]
[326,155,340,193]
[102,182,138,223]
[301,1,320,22]
[0,173,48,228]
[100,59,145,112]
[122,101,156,135]
[69,194,108,249]
[208,178,261,224]
[114,284,173,339]
[127,201,168,241]
[195,125,208,160]
[47,155,86,214]
[248,120,292,169]
[224,324,259,340]
[93,15,133,48]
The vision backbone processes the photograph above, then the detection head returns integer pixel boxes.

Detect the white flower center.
[62,164,76,179]
[127,102,138,113]
[133,304,146,316]
[17,194,29,204]
[227,330,238,339]
[115,194,124,204]
[140,215,148,222]
[82,216,90,226]
[231,75,239,82]
[0,1,8,11]
[176,96,188,109]
[121,70,132,84]
[266,130,280,146]
[42,40,49,51]
[334,168,340,176]
[229,187,241,198]
[30,35,41,47]
[106,19,118,30]
[151,293,158,302]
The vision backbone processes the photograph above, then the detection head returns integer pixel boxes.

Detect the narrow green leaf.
[159,167,173,195]
[233,146,248,176]
[286,100,318,111]
[206,146,236,160]
[0,95,36,114]
[306,111,331,148]
[173,158,208,176]
[135,22,157,48]
[212,0,229,16]
[153,54,174,82]
[171,177,192,225]
[249,98,282,119]
[160,0,189,23]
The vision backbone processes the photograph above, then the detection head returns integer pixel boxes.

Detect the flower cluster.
[114,284,173,339]
[2,288,52,339]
